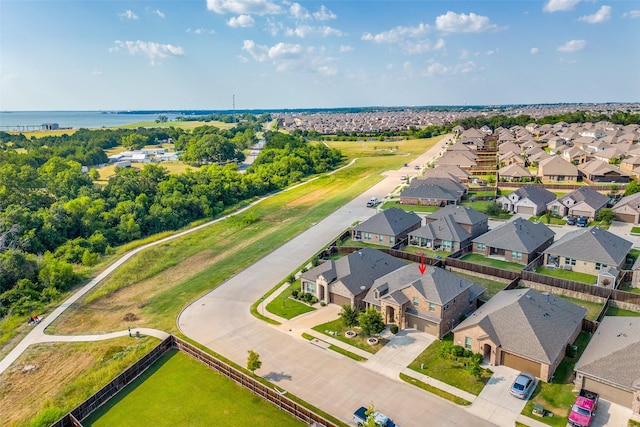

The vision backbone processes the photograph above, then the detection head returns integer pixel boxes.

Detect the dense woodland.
[0,118,342,318]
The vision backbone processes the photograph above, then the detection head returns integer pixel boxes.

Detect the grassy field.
[8,128,78,138]
[325,135,444,158]
[115,120,235,130]
[46,156,409,336]
[0,337,160,427]
[84,349,305,427]
[380,201,439,213]
[533,267,597,285]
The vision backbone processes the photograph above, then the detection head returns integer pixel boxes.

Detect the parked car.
[400,175,408,181]
[577,216,588,227]
[566,216,576,226]
[353,406,398,427]
[509,372,535,399]
[367,197,379,207]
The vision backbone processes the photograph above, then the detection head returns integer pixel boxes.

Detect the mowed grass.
[459,253,524,272]
[115,120,235,130]
[0,337,160,427]
[84,349,304,427]
[533,267,597,284]
[266,280,315,319]
[450,271,509,300]
[47,156,397,335]
[8,128,77,138]
[325,135,444,158]
[95,161,198,181]
[312,318,387,354]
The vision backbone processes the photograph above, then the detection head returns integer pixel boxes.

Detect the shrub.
[451,345,465,358]
[287,274,296,284]
[472,353,483,364]
[320,301,326,306]
[390,324,399,334]
[291,289,299,298]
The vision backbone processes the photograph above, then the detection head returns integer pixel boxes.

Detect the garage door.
[405,313,439,336]
[500,351,541,378]
[517,206,535,215]
[329,293,351,307]
[615,213,637,224]
[572,210,591,219]
[583,377,633,408]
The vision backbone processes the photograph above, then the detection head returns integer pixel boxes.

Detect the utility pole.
[232,94,236,123]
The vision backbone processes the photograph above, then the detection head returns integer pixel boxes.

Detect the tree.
[121,133,148,150]
[485,174,495,185]
[485,202,502,217]
[358,307,385,336]
[247,350,262,374]
[340,304,360,327]
[596,208,616,224]
[625,180,640,196]
[467,359,482,379]
[156,115,168,123]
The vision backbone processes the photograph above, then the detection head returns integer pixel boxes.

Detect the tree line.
[0,125,342,319]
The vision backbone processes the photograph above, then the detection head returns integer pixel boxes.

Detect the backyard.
[450,271,509,300]
[84,349,305,427]
[459,253,524,272]
[533,267,597,285]
[380,200,439,213]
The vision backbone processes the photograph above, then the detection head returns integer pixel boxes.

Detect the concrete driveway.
[363,329,434,380]
[593,399,633,427]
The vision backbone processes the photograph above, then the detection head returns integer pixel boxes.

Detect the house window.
[389,236,394,244]
[595,263,607,270]
[364,232,372,240]
[443,240,452,249]
[477,243,486,250]
[552,205,558,214]
[374,290,379,298]
[511,251,522,260]
[464,337,472,350]
[413,297,419,307]
[565,257,576,265]
[306,283,315,293]
[379,234,384,242]
[444,303,450,311]
[453,298,456,304]
[429,302,436,312]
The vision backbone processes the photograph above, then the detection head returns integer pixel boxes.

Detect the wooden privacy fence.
[445,257,521,281]
[52,336,337,427]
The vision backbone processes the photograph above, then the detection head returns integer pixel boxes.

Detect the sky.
[1,0,639,111]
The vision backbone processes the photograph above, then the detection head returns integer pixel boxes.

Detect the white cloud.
[459,49,470,59]
[227,14,255,27]
[486,48,499,55]
[435,12,497,33]
[425,61,477,76]
[110,40,185,65]
[339,45,353,52]
[543,0,581,12]
[290,3,310,20]
[579,6,611,23]
[557,39,587,52]
[241,39,336,74]
[187,28,216,35]
[118,10,138,20]
[285,25,344,38]
[313,5,336,21]
[623,10,640,18]
[149,8,165,18]
[433,38,446,50]
[265,18,283,36]
[207,0,281,16]
[362,23,429,44]
[531,47,539,54]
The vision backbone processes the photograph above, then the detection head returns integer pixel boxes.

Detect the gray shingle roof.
[511,185,556,207]
[427,205,488,226]
[473,218,555,253]
[612,191,640,211]
[409,215,471,243]
[554,186,609,210]
[574,316,640,390]
[544,226,632,266]
[400,184,459,202]
[300,248,407,296]
[353,208,422,236]
[454,288,586,364]
[499,163,532,178]
[363,264,485,307]
[409,177,466,196]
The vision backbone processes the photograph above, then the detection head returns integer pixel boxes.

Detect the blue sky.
[1,0,638,110]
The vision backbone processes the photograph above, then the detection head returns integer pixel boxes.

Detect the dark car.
[509,372,535,399]
[566,216,576,226]
[577,216,588,227]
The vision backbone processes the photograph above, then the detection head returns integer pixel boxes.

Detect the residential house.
[620,156,640,178]
[578,159,629,183]
[351,208,422,247]
[424,165,470,184]
[526,148,552,165]
[546,186,609,220]
[538,156,579,182]
[543,226,632,281]
[612,192,640,224]
[561,146,589,165]
[300,248,407,308]
[574,317,640,412]
[496,184,556,215]
[453,288,586,381]
[499,151,526,167]
[363,264,485,338]
[425,205,489,239]
[400,178,466,206]
[472,217,555,265]
[434,151,477,170]
[498,163,533,182]
[408,215,471,252]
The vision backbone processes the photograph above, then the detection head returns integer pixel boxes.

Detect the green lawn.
[618,285,640,295]
[522,332,591,426]
[265,280,315,320]
[408,335,493,396]
[400,373,471,406]
[533,267,597,285]
[529,215,567,225]
[450,271,508,300]
[311,318,387,354]
[605,306,640,316]
[403,245,452,259]
[84,349,305,427]
[557,295,603,321]
[631,227,640,235]
[339,237,389,249]
[381,201,439,212]
[459,253,524,272]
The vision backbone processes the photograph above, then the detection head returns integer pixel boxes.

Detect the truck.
[353,406,398,427]
[568,389,598,427]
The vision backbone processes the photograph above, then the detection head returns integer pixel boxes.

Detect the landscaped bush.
[390,324,399,334]
[291,289,299,298]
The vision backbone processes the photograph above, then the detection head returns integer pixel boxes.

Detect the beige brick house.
[362,264,485,338]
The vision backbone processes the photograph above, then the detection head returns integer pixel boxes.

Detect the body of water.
[0,111,181,130]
